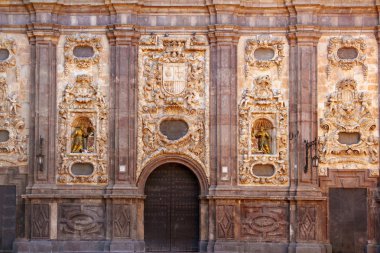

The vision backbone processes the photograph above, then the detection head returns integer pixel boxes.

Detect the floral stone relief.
[137,35,210,179]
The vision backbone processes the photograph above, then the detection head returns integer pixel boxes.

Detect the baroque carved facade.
[137,35,209,179]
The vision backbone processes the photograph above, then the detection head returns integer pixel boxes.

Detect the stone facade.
[0,1,378,253]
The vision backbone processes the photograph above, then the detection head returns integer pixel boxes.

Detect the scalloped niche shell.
[254,47,275,61]
[71,162,94,176]
[251,164,275,177]
[0,49,9,61]
[159,119,189,141]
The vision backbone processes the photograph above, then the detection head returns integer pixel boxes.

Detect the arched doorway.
[144,163,200,252]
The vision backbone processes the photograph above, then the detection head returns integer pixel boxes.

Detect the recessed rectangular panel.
[0,185,16,251]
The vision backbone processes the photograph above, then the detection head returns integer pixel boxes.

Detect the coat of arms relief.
[137,35,209,179]
[57,34,108,184]
[238,35,289,186]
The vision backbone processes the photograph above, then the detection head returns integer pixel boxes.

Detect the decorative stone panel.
[238,35,289,186]
[240,201,288,242]
[297,206,316,241]
[59,204,105,240]
[113,204,131,239]
[31,204,50,239]
[0,35,29,166]
[137,35,209,178]
[318,35,378,176]
[216,205,234,239]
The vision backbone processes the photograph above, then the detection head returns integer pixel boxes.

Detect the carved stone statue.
[253,127,271,154]
[71,127,85,153]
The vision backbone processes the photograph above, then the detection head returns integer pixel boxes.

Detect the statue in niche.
[254,127,271,154]
[71,117,95,153]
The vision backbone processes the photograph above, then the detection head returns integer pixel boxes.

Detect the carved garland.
[0,77,27,165]
[318,79,378,175]
[245,35,284,78]
[137,35,209,178]
[64,34,103,75]
[326,36,367,79]
[238,75,288,185]
[57,75,108,184]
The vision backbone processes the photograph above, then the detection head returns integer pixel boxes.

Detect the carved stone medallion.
[318,78,378,173]
[138,35,209,179]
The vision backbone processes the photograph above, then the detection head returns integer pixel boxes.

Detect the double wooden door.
[144,163,200,252]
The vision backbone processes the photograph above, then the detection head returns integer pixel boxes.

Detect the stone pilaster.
[107,25,139,189]
[26,23,60,187]
[208,25,239,187]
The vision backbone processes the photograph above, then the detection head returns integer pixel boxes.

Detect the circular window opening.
[337,47,358,60]
[0,49,10,61]
[71,162,94,176]
[338,132,360,145]
[73,46,95,58]
[251,164,275,177]
[254,47,275,61]
[0,130,10,142]
[159,119,189,141]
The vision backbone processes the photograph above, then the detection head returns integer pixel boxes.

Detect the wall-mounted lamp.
[304,138,319,173]
[36,136,44,171]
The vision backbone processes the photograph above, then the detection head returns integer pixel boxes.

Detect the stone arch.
[137,154,208,196]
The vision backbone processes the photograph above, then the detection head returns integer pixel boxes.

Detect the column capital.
[26,23,60,45]
[107,25,140,46]
[288,25,321,46]
[208,25,239,45]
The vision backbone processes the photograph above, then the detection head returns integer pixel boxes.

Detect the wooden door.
[144,163,200,252]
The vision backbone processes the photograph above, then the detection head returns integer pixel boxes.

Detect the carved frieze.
[241,203,288,241]
[59,204,105,240]
[57,75,108,184]
[31,204,50,239]
[216,205,234,239]
[245,35,284,78]
[326,36,367,79]
[0,77,27,165]
[318,79,378,173]
[64,34,103,75]
[238,75,288,185]
[137,35,209,178]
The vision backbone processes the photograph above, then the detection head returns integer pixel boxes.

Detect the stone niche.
[0,35,29,166]
[238,35,289,186]
[318,35,379,177]
[137,35,210,179]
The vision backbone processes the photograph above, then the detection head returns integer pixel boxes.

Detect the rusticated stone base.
[13,240,145,253]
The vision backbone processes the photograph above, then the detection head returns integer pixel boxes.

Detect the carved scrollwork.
[318,78,378,172]
[57,75,108,184]
[64,34,103,75]
[245,35,284,78]
[238,75,288,186]
[326,36,367,79]
[0,37,17,74]
[138,35,209,178]
[0,77,27,165]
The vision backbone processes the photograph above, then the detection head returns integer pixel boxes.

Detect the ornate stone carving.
[318,79,378,173]
[57,75,108,184]
[0,37,17,76]
[216,205,234,239]
[241,203,288,241]
[238,75,288,185]
[59,204,105,240]
[245,35,284,78]
[0,77,27,165]
[64,34,103,75]
[31,204,50,239]
[113,205,131,238]
[298,206,316,241]
[137,35,209,178]
[327,36,367,79]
